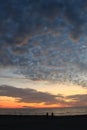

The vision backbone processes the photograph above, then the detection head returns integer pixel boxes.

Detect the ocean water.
[0,107,87,116]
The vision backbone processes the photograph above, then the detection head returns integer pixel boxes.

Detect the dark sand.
[0,115,87,130]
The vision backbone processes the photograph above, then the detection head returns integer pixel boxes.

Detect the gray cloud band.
[0,85,87,107]
[0,85,60,104]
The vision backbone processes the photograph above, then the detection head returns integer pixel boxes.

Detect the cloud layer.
[0,0,87,87]
[0,85,58,104]
[0,85,87,107]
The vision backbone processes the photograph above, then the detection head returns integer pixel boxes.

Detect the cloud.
[66,94,87,106]
[0,85,59,104]
[39,0,64,20]
[0,0,87,47]
[0,85,87,107]
[67,94,87,102]
[0,0,87,87]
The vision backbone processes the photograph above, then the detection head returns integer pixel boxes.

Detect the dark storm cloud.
[0,0,87,86]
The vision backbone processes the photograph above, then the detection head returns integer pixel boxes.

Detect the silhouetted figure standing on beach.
[46,112,49,117]
[46,112,49,118]
[51,112,54,119]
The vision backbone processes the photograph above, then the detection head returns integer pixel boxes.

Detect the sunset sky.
[0,0,87,108]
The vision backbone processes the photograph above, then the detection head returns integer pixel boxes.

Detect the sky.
[0,0,87,108]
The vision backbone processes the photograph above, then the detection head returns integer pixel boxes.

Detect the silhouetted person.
[46,112,49,118]
[51,112,54,119]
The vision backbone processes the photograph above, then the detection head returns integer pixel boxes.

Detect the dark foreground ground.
[0,115,87,130]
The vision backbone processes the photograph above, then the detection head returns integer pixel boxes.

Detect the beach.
[0,115,87,130]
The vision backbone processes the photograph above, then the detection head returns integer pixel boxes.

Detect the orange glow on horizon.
[0,96,72,108]
[0,96,24,108]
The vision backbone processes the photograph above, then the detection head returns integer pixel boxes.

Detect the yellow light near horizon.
[38,82,87,96]
[0,81,87,108]
[0,76,87,97]
[0,96,65,108]
[0,96,22,108]
[0,96,34,108]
